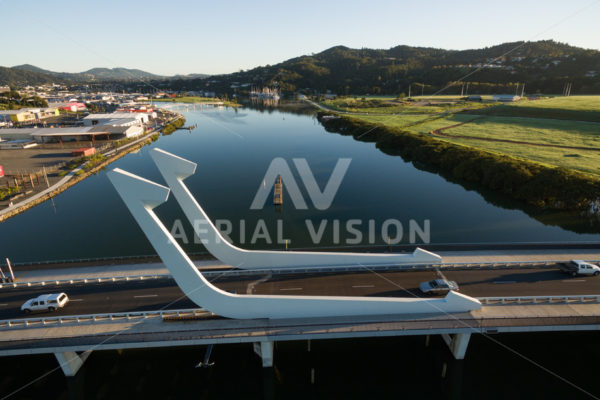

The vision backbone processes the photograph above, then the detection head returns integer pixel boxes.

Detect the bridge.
[2,263,600,375]
[1,148,600,379]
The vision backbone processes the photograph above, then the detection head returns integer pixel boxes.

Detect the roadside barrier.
[3,260,600,290]
[0,308,208,329]
[479,294,600,305]
[3,293,600,329]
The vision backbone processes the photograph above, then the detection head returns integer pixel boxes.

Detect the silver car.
[419,279,459,295]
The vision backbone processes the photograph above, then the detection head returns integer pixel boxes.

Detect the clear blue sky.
[3,0,599,75]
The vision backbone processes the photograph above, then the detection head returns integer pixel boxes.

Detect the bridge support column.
[442,333,471,360]
[54,351,91,377]
[253,341,274,368]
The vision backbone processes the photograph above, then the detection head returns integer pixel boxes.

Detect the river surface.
[2,104,600,399]
[1,103,600,264]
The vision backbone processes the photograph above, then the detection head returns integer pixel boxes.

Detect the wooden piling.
[273,176,283,205]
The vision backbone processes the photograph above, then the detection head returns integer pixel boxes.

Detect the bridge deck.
[1,303,600,356]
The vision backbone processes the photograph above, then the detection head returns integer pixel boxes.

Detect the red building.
[59,102,87,112]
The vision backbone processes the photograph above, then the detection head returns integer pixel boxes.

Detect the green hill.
[170,40,600,95]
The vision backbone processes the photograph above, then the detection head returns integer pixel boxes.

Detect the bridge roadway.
[1,263,600,320]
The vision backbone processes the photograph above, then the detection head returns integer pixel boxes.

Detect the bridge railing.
[2,260,600,291]
[0,274,173,289]
[0,308,208,329]
[478,294,600,305]
[2,294,600,329]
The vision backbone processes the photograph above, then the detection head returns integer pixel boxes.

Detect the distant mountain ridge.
[0,65,209,86]
[2,40,599,94]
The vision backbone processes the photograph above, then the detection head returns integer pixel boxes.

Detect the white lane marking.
[69,299,84,302]
[0,303,8,307]
[493,281,516,284]
[279,288,303,291]
[352,285,375,288]
[134,294,159,298]
[562,279,586,282]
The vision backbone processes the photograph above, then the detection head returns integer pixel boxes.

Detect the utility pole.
[461,82,464,96]
[43,166,50,188]
[5,258,14,282]
[521,83,525,98]
[465,82,470,96]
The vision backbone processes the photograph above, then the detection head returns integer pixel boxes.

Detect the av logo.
[250,158,352,210]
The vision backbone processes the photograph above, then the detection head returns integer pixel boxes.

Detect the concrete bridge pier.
[442,333,471,360]
[54,350,92,377]
[253,341,274,368]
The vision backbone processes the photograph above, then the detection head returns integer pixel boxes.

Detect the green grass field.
[434,116,600,176]
[472,96,600,122]
[353,114,474,131]
[347,96,600,177]
[321,97,485,115]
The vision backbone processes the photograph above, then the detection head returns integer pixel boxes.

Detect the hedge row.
[319,114,600,214]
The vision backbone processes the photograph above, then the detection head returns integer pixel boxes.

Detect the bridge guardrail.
[0,274,174,289]
[0,308,208,329]
[4,260,600,290]
[478,295,600,305]
[2,294,600,329]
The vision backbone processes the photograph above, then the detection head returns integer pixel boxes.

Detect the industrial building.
[0,110,36,123]
[0,125,144,144]
[83,113,153,126]
[48,102,87,112]
[0,108,59,123]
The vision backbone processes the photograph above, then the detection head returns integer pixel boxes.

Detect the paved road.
[2,264,600,320]
[10,248,600,283]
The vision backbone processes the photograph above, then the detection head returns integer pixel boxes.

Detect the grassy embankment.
[152,96,240,107]
[318,96,600,213]
[57,153,107,177]
[321,97,488,115]
[352,96,600,178]
[161,116,185,135]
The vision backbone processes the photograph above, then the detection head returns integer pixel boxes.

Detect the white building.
[83,113,150,126]
[0,125,144,143]
[89,124,144,138]
[492,95,521,102]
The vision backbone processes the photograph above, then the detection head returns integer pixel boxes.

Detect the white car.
[560,260,600,277]
[21,293,69,313]
[419,279,459,295]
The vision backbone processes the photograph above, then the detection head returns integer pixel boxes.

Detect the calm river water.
[1,104,599,264]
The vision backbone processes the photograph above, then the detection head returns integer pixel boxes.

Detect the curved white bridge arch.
[149,148,441,269]
[108,168,481,319]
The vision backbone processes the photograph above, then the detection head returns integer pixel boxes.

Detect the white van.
[21,293,70,313]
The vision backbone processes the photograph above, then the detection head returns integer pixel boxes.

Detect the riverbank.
[318,113,600,217]
[152,96,240,107]
[0,112,185,222]
[319,96,600,177]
